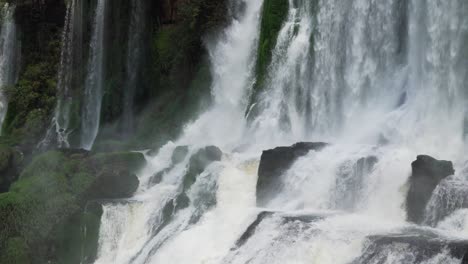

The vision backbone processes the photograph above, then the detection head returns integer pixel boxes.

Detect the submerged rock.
[406,155,455,223]
[256,142,327,206]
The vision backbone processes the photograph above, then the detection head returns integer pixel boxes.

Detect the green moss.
[0,192,21,245]
[0,237,31,264]
[248,0,289,108]
[19,151,66,179]
[80,202,103,264]
[2,56,60,148]
[54,202,102,264]
[0,145,12,172]
[0,149,145,263]
[90,151,146,172]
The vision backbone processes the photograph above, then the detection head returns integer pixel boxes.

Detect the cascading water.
[122,0,147,135]
[0,3,19,133]
[93,0,468,263]
[40,0,82,149]
[81,0,106,150]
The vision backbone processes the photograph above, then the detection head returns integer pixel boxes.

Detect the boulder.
[256,142,327,206]
[182,145,222,192]
[86,152,145,199]
[148,145,189,186]
[406,155,455,223]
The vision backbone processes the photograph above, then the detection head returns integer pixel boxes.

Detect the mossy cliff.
[3,0,65,151]
[0,149,145,264]
[0,0,229,262]
[97,0,229,150]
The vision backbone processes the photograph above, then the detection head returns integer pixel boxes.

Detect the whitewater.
[93,0,468,263]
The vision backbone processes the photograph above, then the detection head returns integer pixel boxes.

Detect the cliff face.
[1,0,64,155]
[0,0,229,262]
[2,0,228,151]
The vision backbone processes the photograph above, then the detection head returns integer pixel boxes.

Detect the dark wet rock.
[86,168,139,200]
[149,171,164,186]
[234,211,328,249]
[406,155,455,223]
[396,91,407,107]
[353,230,468,263]
[0,145,23,193]
[257,142,328,206]
[281,214,324,223]
[172,146,189,164]
[182,146,222,192]
[58,148,90,158]
[148,146,222,241]
[86,152,145,199]
[235,211,274,248]
[148,146,189,187]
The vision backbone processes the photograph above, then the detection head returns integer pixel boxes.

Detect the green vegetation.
[2,0,63,149]
[0,0,233,261]
[248,0,289,109]
[0,150,145,263]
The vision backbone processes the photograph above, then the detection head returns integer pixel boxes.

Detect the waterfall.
[81,0,106,150]
[0,3,19,133]
[40,0,82,149]
[93,0,468,263]
[122,0,147,136]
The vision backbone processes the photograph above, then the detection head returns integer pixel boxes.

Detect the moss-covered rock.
[0,149,145,263]
[0,237,31,264]
[0,144,22,192]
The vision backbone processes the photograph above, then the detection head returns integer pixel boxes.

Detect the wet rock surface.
[354,230,468,263]
[406,155,455,223]
[256,142,328,206]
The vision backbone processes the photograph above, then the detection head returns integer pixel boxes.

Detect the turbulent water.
[81,0,106,150]
[93,0,468,263]
[0,3,19,133]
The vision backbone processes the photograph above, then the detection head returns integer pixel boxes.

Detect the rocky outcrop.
[0,145,22,193]
[144,146,222,244]
[86,151,145,199]
[0,149,146,264]
[148,145,189,186]
[256,142,327,206]
[182,146,222,192]
[233,211,328,249]
[406,155,455,223]
[354,230,468,263]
